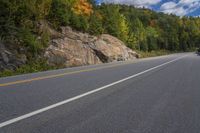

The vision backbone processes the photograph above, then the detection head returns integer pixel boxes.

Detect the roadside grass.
[137,50,177,58]
[0,60,57,78]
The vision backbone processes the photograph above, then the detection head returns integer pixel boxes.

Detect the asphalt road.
[0,53,200,133]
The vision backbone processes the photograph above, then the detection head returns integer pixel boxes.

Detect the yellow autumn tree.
[72,0,93,16]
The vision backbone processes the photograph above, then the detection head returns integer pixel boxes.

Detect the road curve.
[0,53,200,133]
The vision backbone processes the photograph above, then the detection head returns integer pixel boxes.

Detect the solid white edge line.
[0,55,187,128]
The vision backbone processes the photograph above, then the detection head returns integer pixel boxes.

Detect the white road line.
[0,55,187,128]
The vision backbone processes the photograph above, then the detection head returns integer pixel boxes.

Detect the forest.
[0,0,200,55]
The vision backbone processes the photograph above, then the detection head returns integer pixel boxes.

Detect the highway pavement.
[0,53,200,133]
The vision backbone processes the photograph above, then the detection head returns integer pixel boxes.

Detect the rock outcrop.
[45,27,138,67]
[0,42,27,71]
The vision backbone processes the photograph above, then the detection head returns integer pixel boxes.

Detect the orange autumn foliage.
[72,0,93,16]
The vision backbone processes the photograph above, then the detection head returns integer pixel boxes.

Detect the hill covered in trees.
[0,0,200,76]
[1,0,200,53]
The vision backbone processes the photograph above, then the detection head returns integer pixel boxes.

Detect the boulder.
[91,34,138,62]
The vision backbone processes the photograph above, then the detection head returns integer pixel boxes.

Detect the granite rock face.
[45,27,138,67]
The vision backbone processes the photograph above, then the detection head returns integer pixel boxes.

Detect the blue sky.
[96,0,200,16]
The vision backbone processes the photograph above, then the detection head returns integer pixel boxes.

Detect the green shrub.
[16,60,55,73]
[0,59,57,78]
[48,0,72,28]
[17,28,42,56]
[40,30,50,48]
[70,14,89,31]
[0,70,14,77]
[88,12,103,35]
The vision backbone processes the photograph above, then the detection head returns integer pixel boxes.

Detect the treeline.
[0,0,200,55]
[117,5,200,52]
[84,3,200,52]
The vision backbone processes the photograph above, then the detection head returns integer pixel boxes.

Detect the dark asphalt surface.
[0,53,200,133]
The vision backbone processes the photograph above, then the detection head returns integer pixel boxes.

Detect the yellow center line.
[0,61,136,87]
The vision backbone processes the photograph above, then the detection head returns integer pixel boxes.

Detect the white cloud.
[160,2,177,10]
[179,0,200,5]
[160,0,200,16]
[100,0,200,16]
[102,0,161,8]
[160,2,186,16]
